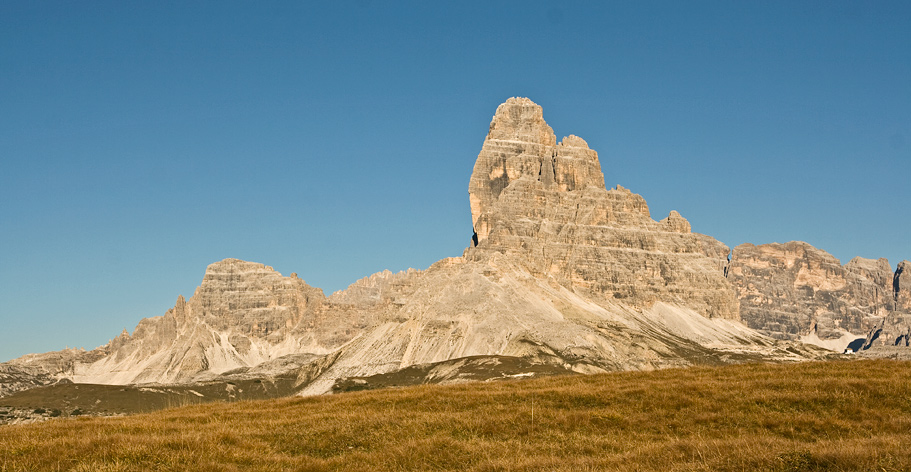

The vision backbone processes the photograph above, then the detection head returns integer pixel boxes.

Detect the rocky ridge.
[728,242,911,352]
[3,97,907,404]
[8,259,363,385]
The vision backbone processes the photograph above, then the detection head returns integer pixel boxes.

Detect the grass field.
[1,359,910,471]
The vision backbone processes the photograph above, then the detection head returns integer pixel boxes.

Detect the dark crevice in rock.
[551,148,557,183]
[894,264,904,302]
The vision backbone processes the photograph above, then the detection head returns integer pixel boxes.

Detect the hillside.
[2,359,910,472]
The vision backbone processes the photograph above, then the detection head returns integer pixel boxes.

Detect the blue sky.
[1,1,909,362]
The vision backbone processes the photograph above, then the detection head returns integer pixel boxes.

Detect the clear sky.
[1,1,909,362]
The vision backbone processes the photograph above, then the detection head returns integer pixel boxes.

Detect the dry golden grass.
[2,359,910,471]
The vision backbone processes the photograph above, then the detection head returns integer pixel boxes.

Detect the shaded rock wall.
[728,241,911,350]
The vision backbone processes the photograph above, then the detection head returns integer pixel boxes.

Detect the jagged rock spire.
[468,97,605,245]
[465,97,736,320]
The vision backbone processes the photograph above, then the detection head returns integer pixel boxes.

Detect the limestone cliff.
[727,242,911,353]
[895,260,911,308]
[11,260,366,385]
[466,97,738,320]
[861,260,911,353]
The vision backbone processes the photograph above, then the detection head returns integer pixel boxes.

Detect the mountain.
[728,242,911,353]
[3,97,908,401]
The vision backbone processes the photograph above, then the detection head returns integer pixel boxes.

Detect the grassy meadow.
[1,359,910,471]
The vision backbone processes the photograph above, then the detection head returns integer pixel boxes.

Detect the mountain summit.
[467,97,737,320]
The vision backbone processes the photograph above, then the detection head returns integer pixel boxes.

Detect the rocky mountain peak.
[558,134,589,148]
[187,258,324,334]
[465,98,737,319]
[486,97,556,145]
[170,294,188,324]
[660,210,692,233]
[469,97,606,245]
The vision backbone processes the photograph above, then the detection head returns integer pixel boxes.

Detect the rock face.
[469,98,605,244]
[5,348,104,378]
[727,242,911,352]
[9,260,367,386]
[0,365,58,398]
[895,261,911,308]
[862,260,911,351]
[299,253,804,396]
[466,97,738,320]
[12,97,908,399]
